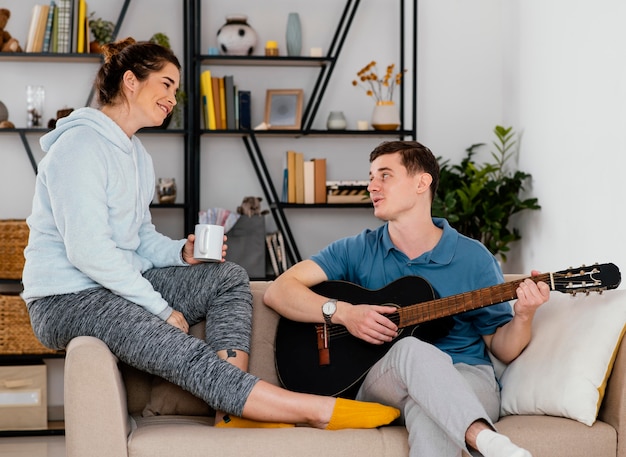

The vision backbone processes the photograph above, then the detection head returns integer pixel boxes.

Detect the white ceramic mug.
[193,224,224,262]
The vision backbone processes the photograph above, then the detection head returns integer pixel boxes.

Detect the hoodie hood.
[41,107,133,155]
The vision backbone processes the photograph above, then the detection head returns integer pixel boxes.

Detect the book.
[266,231,288,274]
[276,230,287,272]
[55,0,72,53]
[313,158,327,204]
[294,151,304,204]
[303,160,315,204]
[42,1,56,53]
[218,77,227,129]
[286,150,297,203]
[234,86,239,129]
[211,76,222,129]
[238,90,251,130]
[199,70,216,129]
[265,233,280,277]
[34,4,51,52]
[25,5,42,52]
[224,75,236,130]
[76,0,87,53]
[50,2,59,52]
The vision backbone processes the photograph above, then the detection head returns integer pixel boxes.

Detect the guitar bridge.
[317,324,330,366]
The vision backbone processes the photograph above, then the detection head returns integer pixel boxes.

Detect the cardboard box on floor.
[0,363,47,430]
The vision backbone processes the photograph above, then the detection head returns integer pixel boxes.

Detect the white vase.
[371,101,400,131]
[326,111,347,130]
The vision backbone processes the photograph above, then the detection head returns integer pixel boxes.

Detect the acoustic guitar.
[275,263,621,397]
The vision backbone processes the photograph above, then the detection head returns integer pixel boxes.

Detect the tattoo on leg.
[226,349,237,359]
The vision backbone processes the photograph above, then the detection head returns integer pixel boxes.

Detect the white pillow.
[499,289,626,426]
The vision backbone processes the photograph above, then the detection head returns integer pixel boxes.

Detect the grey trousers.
[356,337,500,457]
[27,261,259,416]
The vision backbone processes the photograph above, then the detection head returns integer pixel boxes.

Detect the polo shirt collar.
[381,217,459,265]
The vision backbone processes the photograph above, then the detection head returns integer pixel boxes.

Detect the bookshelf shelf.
[199,55,333,67]
[188,0,416,266]
[0,53,103,63]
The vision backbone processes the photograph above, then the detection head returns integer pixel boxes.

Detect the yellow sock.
[325,398,401,430]
[215,415,295,429]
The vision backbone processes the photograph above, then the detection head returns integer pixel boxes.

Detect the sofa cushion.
[500,289,626,426]
[128,417,409,457]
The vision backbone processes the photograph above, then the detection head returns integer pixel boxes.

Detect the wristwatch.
[322,299,337,325]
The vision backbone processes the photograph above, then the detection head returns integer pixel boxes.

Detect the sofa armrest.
[598,331,626,456]
[64,336,131,457]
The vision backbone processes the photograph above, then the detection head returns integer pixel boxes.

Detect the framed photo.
[264,89,304,130]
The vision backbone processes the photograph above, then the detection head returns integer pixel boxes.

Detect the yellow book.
[287,150,296,203]
[200,70,216,130]
[76,0,86,53]
[294,151,304,204]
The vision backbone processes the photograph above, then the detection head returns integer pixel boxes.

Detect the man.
[264,140,550,457]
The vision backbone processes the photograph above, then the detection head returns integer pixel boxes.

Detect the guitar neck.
[397,273,552,328]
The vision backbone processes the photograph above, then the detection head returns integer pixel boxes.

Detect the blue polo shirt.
[310,217,513,365]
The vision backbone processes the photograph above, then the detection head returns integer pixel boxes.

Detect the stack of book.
[25,0,92,54]
[200,70,251,130]
[282,151,326,204]
[326,181,371,204]
[265,231,287,277]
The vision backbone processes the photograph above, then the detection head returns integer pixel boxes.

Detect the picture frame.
[264,89,304,130]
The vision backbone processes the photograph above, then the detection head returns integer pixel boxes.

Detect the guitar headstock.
[552,263,621,295]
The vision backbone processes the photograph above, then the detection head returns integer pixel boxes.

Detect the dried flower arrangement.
[352,61,406,103]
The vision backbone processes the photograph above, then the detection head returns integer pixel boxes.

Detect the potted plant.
[432,126,541,262]
[149,32,171,49]
[88,13,115,53]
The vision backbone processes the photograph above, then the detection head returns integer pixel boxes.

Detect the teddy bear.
[236,196,269,217]
[0,8,23,53]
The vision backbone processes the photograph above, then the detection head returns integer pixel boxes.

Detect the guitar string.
[321,272,607,339]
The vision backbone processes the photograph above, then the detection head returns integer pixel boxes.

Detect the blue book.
[238,90,251,130]
[42,1,56,53]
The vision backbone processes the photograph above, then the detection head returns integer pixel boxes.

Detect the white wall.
[502,0,626,283]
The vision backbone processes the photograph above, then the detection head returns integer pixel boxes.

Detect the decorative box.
[0,363,47,430]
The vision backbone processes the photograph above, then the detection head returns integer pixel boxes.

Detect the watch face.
[323,301,336,315]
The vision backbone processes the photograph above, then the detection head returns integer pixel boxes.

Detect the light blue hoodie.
[22,107,186,320]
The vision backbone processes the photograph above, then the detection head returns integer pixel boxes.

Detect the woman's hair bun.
[101,37,137,64]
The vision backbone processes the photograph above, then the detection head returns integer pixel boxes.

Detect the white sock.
[475,429,532,457]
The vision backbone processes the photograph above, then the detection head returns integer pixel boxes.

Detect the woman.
[22,38,399,430]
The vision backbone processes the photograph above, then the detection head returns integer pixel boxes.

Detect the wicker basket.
[0,219,29,280]
[0,294,62,355]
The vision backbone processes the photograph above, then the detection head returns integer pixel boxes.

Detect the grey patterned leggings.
[27,261,259,416]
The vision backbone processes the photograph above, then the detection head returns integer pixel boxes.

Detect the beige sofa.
[64,281,626,457]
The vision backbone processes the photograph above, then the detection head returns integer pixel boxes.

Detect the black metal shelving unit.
[2,0,195,235]
[186,0,417,266]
